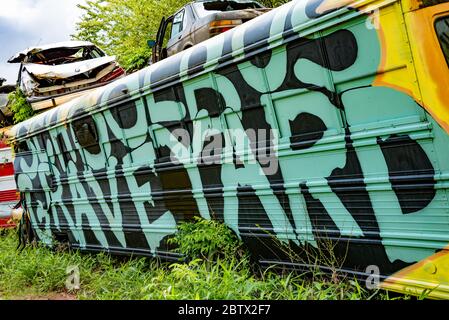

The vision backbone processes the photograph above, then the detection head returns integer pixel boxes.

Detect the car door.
[153,17,166,63]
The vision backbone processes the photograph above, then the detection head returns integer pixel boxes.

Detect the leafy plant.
[168,217,244,261]
[7,88,35,124]
[123,47,153,73]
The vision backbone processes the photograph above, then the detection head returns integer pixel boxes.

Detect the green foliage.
[7,88,35,124]
[73,0,291,71]
[0,227,405,300]
[73,0,191,71]
[168,217,243,260]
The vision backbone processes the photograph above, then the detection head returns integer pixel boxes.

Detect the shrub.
[168,217,244,261]
[7,88,35,124]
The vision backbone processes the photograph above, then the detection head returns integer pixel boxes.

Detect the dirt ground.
[1,292,77,300]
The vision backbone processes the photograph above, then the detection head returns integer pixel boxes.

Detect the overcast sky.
[0,0,85,84]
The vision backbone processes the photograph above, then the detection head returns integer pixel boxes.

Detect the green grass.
[0,228,406,300]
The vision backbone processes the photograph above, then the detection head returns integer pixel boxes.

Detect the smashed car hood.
[8,41,96,63]
[23,56,117,80]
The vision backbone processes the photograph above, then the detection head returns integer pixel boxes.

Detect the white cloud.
[2,0,85,41]
[0,0,86,83]
[0,0,36,18]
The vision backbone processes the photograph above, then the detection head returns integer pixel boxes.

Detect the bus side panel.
[14,134,54,245]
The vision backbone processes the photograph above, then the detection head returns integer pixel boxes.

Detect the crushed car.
[8,41,125,111]
[150,0,271,63]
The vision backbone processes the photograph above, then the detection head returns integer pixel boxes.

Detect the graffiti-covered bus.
[10,0,449,298]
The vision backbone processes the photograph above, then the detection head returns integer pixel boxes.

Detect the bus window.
[436,16,449,66]
[72,116,100,155]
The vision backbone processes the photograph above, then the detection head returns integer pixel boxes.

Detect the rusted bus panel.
[10,0,449,298]
[0,137,18,229]
[407,0,449,10]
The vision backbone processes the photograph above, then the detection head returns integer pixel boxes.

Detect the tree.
[74,0,291,71]
[74,0,191,71]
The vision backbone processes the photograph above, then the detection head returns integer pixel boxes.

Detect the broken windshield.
[27,46,105,65]
[193,1,263,17]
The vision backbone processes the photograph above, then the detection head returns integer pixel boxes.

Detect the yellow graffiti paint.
[374,1,449,134]
[402,0,425,12]
[382,246,449,299]
[373,0,422,103]
[404,3,449,134]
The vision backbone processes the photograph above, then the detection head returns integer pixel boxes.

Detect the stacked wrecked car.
[8,41,125,111]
